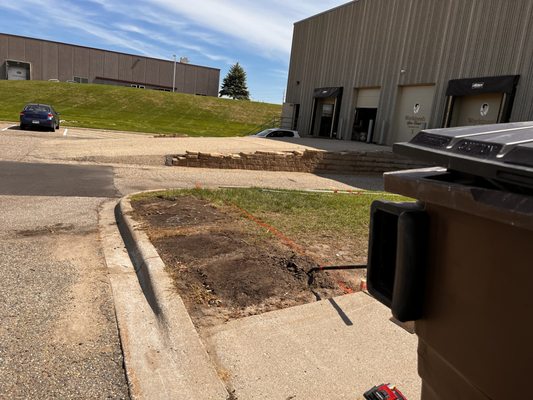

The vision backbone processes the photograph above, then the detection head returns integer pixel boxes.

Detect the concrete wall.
[286,0,533,144]
[0,33,220,96]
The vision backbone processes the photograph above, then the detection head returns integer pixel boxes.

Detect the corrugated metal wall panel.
[183,67,197,94]
[195,68,209,95]
[0,35,8,79]
[24,39,42,80]
[57,44,73,81]
[103,52,119,80]
[118,54,133,82]
[7,36,25,60]
[131,57,145,83]
[145,59,159,85]
[0,35,8,61]
[73,47,90,80]
[512,3,533,119]
[287,0,533,143]
[89,49,104,81]
[158,60,172,87]
[42,42,58,80]
[207,69,219,96]
[173,63,185,92]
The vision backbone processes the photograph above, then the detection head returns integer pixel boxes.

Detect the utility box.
[367,122,533,399]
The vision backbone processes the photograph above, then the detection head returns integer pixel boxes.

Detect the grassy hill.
[0,81,282,136]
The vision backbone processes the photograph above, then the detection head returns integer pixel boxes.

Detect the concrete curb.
[101,195,229,399]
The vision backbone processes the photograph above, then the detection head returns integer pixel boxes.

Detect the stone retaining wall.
[165,149,426,174]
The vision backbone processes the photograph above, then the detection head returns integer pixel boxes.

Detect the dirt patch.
[132,196,361,331]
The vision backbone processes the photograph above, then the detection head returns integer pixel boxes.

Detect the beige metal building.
[284,0,533,144]
[0,33,220,96]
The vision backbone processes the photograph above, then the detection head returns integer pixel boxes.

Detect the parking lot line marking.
[63,128,68,137]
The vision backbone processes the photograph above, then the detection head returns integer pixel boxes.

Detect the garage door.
[6,61,30,80]
[356,88,381,108]
[450,93,503,126]
[393,85,435,143]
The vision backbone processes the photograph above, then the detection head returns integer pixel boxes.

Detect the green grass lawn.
[0,81,281,136]
[133,188,412,245]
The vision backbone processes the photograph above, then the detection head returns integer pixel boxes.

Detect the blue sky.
[0,0,348,104]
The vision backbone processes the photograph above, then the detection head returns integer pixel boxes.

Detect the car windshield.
[25,105,50,113]
[254,129,274,137]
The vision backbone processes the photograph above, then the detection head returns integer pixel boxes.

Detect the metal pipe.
[367,119,374,143]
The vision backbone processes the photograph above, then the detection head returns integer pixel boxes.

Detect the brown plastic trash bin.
[367,123,533,399]
[384,168,533,399]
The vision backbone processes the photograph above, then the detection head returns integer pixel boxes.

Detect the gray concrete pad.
[206,292,421,400]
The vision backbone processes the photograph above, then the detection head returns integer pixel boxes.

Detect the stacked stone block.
[165,150,426,174]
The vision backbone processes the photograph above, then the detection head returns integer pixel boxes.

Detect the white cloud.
[113,23,145,34]
[148,0,291,57]
[2,0,349,61]
[144,0,350,58]
[111,21,234,64]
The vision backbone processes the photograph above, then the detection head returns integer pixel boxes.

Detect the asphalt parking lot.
[0,121,390,167]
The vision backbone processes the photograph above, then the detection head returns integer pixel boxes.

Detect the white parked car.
[250,128,300,138]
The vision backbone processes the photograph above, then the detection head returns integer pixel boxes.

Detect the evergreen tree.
[219,63,250,100]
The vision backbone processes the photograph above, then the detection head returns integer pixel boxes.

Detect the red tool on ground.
[363,384,407,400]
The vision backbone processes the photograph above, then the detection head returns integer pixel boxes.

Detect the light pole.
[172,54,176,93]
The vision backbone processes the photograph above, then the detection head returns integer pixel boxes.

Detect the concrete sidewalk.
[206,292,421,400]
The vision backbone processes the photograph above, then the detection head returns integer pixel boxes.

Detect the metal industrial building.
[0,33,220,96]
[283,0,533,144]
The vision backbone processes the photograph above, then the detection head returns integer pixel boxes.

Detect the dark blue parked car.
[20,103,60,132]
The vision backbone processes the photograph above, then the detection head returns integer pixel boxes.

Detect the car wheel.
[50,124,55,132]
[20,124,26,130]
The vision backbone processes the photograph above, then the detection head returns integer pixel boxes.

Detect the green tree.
[219,62,250,100]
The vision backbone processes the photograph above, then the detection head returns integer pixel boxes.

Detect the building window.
[73,76,88,83]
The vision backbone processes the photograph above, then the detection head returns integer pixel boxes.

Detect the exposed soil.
[132,196,361,331]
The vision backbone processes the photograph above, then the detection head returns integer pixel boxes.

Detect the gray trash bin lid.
[394,122,533,191]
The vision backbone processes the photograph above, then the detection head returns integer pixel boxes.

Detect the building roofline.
[294,1,357,25]
[0,32,220,72]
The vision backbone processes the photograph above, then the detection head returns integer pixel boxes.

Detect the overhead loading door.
[450,93,502,126]
[311,87,343,138]
[393,85,436,143]
[444,75,519,128]
[356,88,380,108]
[5,60,30,80]
[353,88,381,142]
